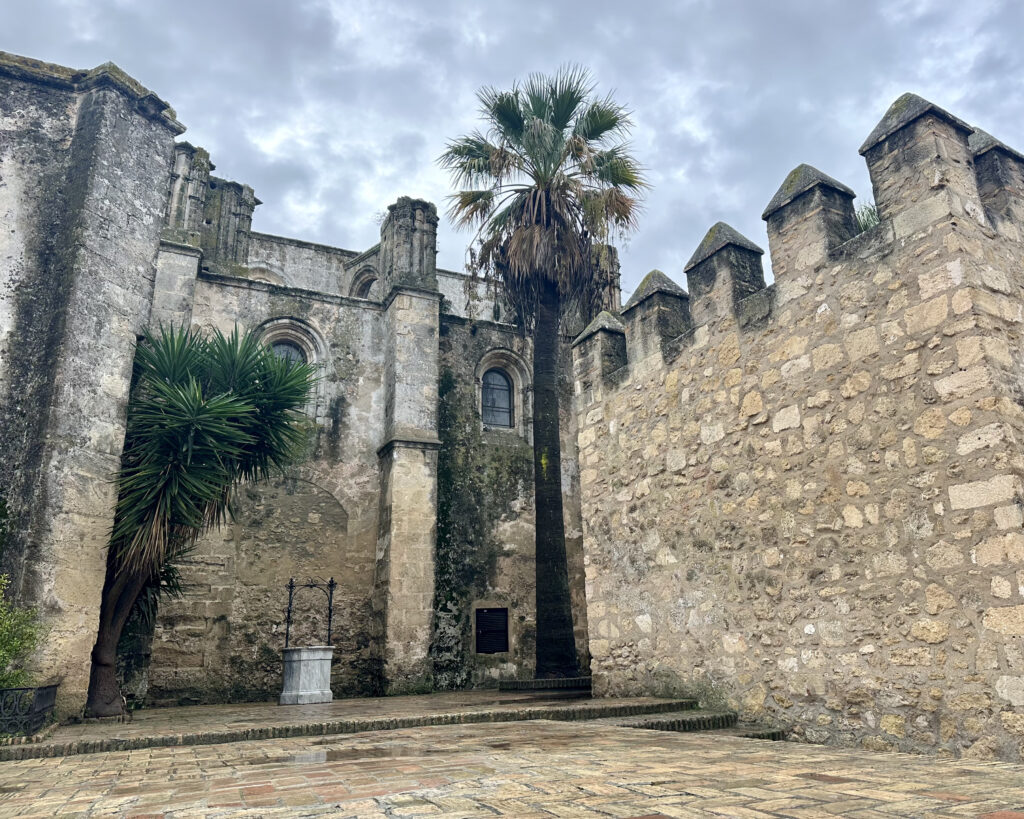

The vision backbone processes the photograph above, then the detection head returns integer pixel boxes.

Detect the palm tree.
[440,67,647,676]
[85,326,315,716]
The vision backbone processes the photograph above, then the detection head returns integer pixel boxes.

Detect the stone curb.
[0,698,698,762]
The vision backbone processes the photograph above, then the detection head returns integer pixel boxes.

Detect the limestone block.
[973,533,1024,566]
[881,352,919,380]
[994,505,1023,530]
[995,675,1024,706]
[934,366,990,400]
[913,408,947,440]
[949,474,1018,510]
[772,405,800,432]
[983,605,1024,636]
[910,619,949,644]
[740,391,763,417]
[812,344,844,371]
[845,327,880,362]
[957,423,1005,455]
[918,260,963,300]
[904,295,948,335]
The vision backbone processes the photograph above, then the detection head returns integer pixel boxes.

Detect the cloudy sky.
[6,0,1023,297]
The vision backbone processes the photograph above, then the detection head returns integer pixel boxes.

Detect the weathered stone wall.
[248,233,359,296]
[434,317,537,685]
[0,53,182,715]
[148,276,386,703]
[0,49,592,710]
[574,95,1024,758]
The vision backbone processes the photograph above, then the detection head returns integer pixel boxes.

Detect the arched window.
[350,267,379,300]
[271,340,306,364]
[354,276,377,299]
[482,369,513,428]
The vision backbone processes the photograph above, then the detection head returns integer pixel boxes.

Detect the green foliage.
[439,65,648,326]
[111,326,317,576]
[855,202,880,233]
[0,574,41,689]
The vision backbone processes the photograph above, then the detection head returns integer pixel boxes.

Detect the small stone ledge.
[197,270,381,311]
[376,436,443,458]
[382,284,443,311]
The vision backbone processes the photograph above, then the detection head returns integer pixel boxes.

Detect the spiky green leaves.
[110,326,316,575]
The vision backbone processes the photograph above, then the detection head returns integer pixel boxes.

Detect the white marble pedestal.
[279,646,334,705]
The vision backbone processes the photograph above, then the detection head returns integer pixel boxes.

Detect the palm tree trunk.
[533,280,579,678]
[86,548,148,717]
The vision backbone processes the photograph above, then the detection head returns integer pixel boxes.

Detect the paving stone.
[2,719,1023,817]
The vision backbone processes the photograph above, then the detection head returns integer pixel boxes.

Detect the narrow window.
[481,369,513,428]
[475,608,509,654]
[354,277,377,299]
[271,340,306,364]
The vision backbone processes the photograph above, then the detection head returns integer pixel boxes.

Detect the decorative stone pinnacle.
[622,270,688,312]
[761,165,855,221]
[684,223,763,272]
[858,92,972,156]
[573,310,626,346]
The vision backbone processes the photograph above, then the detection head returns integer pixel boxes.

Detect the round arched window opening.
[271,340,307,364]
[482,369,513,428]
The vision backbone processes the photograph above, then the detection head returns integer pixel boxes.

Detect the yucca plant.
[85,326,315,717]
[440,66,647,676]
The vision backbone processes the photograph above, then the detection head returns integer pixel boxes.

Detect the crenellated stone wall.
[573,93,1024,759]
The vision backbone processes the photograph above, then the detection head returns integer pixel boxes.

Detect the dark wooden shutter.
[475,607,509,654]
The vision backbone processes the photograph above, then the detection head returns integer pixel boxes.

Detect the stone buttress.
[372,197,442,693]
[0,54,184,715]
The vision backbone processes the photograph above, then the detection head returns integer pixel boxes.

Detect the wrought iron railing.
[0,684,57,735]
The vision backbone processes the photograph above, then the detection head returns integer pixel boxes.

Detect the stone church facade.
[3,51,1024,758]
[0,52,589,715]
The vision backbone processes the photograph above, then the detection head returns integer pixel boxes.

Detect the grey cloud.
[4,0,1021,294]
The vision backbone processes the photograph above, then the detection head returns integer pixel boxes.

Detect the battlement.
[573,92,1024,757]
[575,92,1024,389]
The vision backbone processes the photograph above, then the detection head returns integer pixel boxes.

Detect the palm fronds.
[439,65,649,327]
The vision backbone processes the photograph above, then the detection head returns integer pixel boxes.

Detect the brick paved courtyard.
[3,719,1024,817]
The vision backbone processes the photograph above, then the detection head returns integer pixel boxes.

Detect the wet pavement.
[2,718,1024,817]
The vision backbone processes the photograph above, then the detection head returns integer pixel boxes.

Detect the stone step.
[595,710,788,741]
[0,695,699,761]
[718,723,789,741]
[498,676,593,692]
[604,710,739,733]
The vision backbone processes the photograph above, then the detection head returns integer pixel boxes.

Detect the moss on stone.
[431,366,532,688]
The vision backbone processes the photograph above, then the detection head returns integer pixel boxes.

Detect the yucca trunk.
[86,549,148,717]
[533,280,579,677]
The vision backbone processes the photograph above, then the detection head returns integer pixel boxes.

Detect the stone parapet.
[573,92,1024,759]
